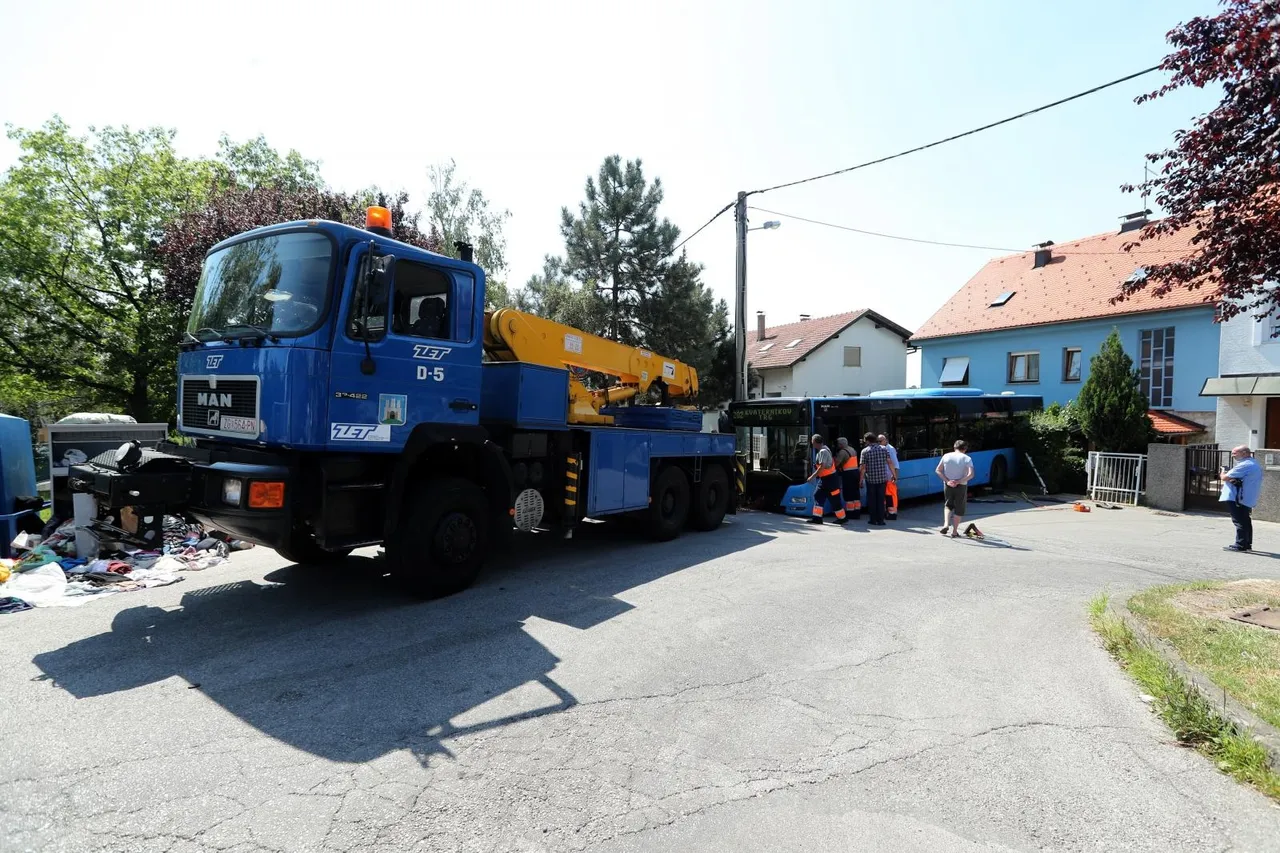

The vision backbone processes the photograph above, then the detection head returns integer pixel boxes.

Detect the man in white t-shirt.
[935,439,974,538]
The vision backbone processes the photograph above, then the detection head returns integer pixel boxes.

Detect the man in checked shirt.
[860,431,896,526]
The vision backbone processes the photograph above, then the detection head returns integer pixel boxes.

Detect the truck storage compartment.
[480,362,569,428]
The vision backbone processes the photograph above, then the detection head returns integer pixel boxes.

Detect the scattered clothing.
[0,596,33,614]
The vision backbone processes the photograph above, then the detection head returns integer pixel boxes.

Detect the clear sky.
[0,0,1220,372]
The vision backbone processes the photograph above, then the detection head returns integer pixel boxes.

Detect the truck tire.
[648,465,690,542]
[689,464,730,531]
[387,477,489,599]
[275,532,353,566]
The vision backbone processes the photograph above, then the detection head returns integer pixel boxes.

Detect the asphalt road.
[3,499,1280,852]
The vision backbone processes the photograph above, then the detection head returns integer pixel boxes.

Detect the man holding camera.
[1220,445,1263,552]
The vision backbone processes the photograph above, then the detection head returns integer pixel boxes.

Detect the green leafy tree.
[215,134,323,192]
[558,155,733,402]
[0,117,212,422]
[1076,329,1156,452]
[427,160,512,308]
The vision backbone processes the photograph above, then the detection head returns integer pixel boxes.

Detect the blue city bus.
[728,388,1042,517]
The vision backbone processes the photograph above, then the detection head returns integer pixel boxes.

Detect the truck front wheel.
[388,477,489,598]
[648,466,690,542]
[689,464,730,531]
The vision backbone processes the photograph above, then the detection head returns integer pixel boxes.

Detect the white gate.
[1087,452,1147,505]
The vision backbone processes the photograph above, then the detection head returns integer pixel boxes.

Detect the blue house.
[911,214,1219,442]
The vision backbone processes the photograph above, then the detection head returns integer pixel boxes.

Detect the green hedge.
[1015,402,1087,494]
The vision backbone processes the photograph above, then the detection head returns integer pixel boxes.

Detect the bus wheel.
[990,455,1009,491]
[689,464,730,531]
[388,477,489,598]
[648,466,690,541]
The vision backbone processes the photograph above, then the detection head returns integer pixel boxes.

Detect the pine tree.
[556,156,732,404]
[1075,329,1155,452]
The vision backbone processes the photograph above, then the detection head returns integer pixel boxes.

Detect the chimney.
[799,314,810,322]
[756,311,766,339]
[1032,240,1054,269]
[1119,209,1151,234]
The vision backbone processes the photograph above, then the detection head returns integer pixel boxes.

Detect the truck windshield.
[187,232,332,339]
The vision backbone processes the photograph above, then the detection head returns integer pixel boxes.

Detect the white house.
[1202,307,1280,450]
[747,309,912,398]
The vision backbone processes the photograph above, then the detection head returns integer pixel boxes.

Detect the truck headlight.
[222,478,243,506]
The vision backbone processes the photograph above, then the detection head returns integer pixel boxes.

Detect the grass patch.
[1089,592,1280,801]
[1128,581,1280,730]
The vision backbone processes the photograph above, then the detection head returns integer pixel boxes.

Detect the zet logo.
[412,344,452,361]
[330,423,391,442]
[206,354,224,369]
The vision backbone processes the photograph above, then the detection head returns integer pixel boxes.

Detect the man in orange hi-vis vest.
[805,434,847,525]
[836,437,862,518]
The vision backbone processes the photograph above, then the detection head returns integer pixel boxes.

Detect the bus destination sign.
[729,403,806,426]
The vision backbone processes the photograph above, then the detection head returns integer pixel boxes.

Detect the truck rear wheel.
[648,465,690,542]
[388,477,489,599]
[689,464,730,531]
[275,532,353,566]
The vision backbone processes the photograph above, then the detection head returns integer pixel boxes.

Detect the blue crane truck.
[68,207,737,597]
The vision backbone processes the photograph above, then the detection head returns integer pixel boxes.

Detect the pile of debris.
[0,515,252,612]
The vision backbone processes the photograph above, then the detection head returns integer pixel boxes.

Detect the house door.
[1266,398,1280,449]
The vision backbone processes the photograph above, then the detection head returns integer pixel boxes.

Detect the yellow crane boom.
[483,308,699,426]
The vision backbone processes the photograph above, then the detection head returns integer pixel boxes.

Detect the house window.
[1063,347,1082,382]
[765,392,782,398]
[939,356,969,386]
[843,346,862,367]
[1140,327,1175,407]
[1008,351,1040,383]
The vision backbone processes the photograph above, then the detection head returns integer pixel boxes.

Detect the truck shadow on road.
[32,516,784,765]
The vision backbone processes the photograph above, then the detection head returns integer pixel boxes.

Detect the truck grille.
[181,377,260,435]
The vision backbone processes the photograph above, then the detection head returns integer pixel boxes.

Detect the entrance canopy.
[1201,375,1280,396]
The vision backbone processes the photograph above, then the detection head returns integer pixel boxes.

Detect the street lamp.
[734,196,781,402]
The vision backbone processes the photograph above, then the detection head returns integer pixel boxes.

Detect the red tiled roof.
[911,223,1211,342]
[747,310,911,370]
[1148,410,1204,436]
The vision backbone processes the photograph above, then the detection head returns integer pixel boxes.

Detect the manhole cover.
[1229,606,1280,630]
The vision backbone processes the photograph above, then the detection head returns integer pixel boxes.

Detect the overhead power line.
[670,64,1164,258]
[748,206,1021,252]
[669,200,734,258]
[752,204,1181,257]
[749,65,1162,196]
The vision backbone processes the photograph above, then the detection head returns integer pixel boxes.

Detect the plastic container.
[0,414,37,515]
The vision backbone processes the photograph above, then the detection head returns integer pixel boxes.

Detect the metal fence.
[1087,452,1147,505]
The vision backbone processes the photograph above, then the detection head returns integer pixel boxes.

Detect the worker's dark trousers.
[813,474,846,522]
[840,469,861,518]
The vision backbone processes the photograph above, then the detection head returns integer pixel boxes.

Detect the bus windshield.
[729,401,811,480]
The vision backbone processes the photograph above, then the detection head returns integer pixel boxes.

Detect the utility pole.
[733,191,748,402]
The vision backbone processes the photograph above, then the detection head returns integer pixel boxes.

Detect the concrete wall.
[1145,442,1280,523]
[753,319,908,397]
[1214,309,1280,450]
[917,307,1219,426]
[1144,443,1186,512]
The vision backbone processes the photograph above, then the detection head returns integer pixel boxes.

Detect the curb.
[1117,597,1280,771]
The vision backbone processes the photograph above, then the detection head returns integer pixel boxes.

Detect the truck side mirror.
[364,254,395,326]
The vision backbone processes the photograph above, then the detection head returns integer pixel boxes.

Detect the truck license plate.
[220,416,258,434]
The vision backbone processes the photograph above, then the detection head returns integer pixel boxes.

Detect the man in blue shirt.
[1220,445,1263,552]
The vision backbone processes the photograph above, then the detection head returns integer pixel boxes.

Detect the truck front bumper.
[69,443,297,552]
[186,461,294,547]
